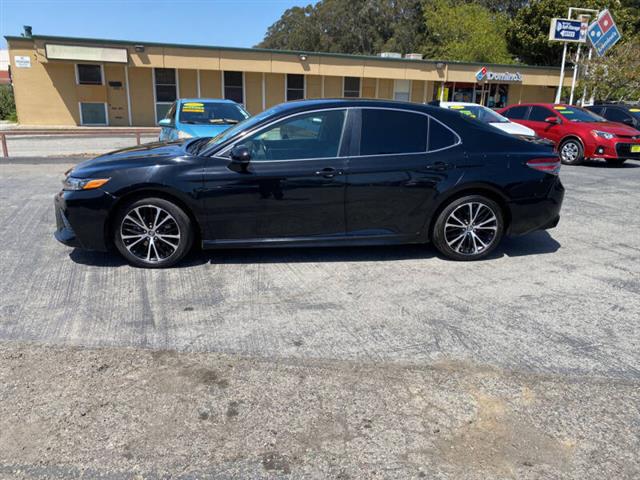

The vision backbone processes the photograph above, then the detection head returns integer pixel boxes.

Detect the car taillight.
[526,157,560,175]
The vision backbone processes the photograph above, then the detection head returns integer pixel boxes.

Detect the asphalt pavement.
[0,159,639,479]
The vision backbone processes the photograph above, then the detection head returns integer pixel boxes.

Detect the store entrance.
[434,82,510,108]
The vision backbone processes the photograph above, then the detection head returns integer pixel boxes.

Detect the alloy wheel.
[560,141,580,163]
[444,202,498,256]
[119,205,181,263]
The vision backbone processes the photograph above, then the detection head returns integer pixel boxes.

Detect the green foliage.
[422,0,514,63]
[578,34,640,102]
[0,85,17,122]
[258,0,427,55]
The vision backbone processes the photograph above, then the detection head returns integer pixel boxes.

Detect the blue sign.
[588,10,622,56]
[549,18,587,43]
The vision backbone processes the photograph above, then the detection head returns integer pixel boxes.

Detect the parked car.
[499,103,640,166]
[585,103,640,130]
[434,101,537,139]
[158,98,250,141]
[55,99,564,268]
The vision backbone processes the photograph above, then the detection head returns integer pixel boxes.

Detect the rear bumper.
[507,177,564,236]
[53,189,115,251]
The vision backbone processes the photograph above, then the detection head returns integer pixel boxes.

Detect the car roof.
[267,98,442,114]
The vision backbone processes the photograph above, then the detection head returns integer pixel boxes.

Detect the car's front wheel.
[114,198,193,268]
[559,138,584,165]
[432,195,504,261]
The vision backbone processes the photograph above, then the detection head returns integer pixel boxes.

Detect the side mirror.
[545,116,560,124]
[229,144,251,172]
[158,118,174,128]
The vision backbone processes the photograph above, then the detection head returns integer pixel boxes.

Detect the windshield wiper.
[209,118,240,124]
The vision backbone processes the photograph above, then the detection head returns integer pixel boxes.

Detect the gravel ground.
[0,159,639,478]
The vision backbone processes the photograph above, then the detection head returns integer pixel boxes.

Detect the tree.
[0,85,17,122]
[578,35,640,102]
[423,0,514,63]
[257,0,427,55]
[508,0,640,66]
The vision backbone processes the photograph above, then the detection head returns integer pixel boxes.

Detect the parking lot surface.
[0,160,639,478]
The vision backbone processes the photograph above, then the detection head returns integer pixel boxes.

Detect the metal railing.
[0,128,161,157]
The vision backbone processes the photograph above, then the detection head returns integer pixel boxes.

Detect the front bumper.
[587,139,640,161]
[507,177,565,237]
[53,189,116,251]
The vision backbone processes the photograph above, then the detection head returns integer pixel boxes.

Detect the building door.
[105,64,130,126]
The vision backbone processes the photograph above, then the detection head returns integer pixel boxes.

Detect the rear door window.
[359,109,428,155]
[428,118,459,151]
[503,105,528,120]
[528,106,555,122]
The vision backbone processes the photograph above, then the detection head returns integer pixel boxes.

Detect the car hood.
[582,122,640,136]
[179,123,234,138]
[71,140,189,177]
[490,121,536,137]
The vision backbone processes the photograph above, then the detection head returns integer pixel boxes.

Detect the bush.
[0,85,17,122]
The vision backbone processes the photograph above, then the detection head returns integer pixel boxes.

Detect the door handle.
[315,167,342,178]
[426,161,451,171]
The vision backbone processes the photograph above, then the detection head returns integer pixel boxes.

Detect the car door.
[526,106,563,143]
[200,108,349,241]
[343,108,462,239]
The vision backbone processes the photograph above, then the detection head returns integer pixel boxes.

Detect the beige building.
[5,34,570,126]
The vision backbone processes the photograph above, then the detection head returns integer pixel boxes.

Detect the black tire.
[113,197,193,268]
[432,195,504,261]
[607,159,626,167]
[559,138,584,165]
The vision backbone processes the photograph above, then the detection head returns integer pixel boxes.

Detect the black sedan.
[55,99,564,267]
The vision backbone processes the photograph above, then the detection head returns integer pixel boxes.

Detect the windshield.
[553,105,606,122]
[198,104,288,153]
[629,107,640,119]
[178,102,249,125]
[446,105,509,124]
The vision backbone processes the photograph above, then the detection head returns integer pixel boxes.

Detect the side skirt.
[202,233,422,250]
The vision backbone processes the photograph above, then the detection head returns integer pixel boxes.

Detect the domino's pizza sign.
[588,9,622,56]
[475,67,522,83]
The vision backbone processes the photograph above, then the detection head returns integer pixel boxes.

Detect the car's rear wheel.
[432,195,504,261]
[114,198,193,268]
[559,138,584,165]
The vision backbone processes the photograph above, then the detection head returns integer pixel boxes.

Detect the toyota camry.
[55,99,564,267]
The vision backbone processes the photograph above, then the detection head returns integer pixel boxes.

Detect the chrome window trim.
[351,107,462,157]
[213,104,462,162]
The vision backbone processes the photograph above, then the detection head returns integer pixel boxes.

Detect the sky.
[0,0,307,49]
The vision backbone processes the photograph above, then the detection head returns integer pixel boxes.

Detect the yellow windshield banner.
[450,105,465,109]
[554,106,567,110]
[182,102,205,113]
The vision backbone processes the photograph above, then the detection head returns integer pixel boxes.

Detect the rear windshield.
[553,106,606,122]
[446,105,509,124]
[179,102,249,125]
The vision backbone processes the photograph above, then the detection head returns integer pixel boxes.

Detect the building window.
[79,102,107,125]
[393,80,411,101]
[286,74,305,101]
[343,77,360,97]
[154,68,177,122]
[76,64,102,85]
[224,71,244,104]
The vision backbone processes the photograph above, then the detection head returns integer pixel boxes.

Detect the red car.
[499,103,640,166]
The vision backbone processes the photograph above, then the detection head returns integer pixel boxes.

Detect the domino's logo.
[475,67,488,81]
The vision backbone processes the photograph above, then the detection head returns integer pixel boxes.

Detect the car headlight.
[591,130,615,140]
[177,130,193,139]
[62,177,110,191]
